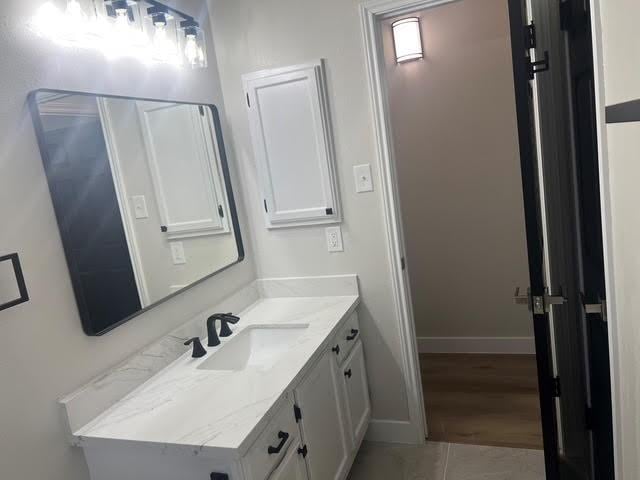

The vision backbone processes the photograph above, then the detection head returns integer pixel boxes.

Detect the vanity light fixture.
[31,0,206,69]
[392,17,424,63]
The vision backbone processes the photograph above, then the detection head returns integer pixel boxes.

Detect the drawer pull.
[267,431,289,455]
[346,329,359,341]
[344,369,352,379]
[332,344,340,355]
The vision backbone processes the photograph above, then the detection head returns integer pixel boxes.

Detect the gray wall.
[209,0,412,424]
[381,0,532,340]
[0,1,256,479]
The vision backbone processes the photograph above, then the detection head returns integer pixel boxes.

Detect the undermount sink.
[198,324,309,371]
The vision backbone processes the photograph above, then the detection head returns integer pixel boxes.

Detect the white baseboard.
[365,419,424,444]
[417,336,536,354]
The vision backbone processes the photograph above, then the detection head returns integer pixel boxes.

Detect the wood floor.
[421,353,544,450]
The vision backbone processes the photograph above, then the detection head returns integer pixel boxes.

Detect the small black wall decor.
[0,253,29,312]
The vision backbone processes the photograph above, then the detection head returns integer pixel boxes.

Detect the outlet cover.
[325,226,344,252]
[170,242,186,265]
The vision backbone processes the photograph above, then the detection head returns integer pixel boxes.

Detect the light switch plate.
[132,195,149,219]
[354,164,374,193]
[170,242,186,265]
[325,226,344,252]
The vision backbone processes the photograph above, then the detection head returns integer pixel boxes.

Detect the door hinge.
[160,225,168,233]
[527,51,550,80]
[198,105,205,116]
[524,21,537,49]
[585,406,594,430]
[297,445,308,458]
[294,404,302,423]
[246,93,251,108]
[559,0,572,31]
[326,207,334,215]
[210,474,229,480]
[263,199,268,213]
[552,376,561,397]
[218,205,224,218]
[401,257,406,271]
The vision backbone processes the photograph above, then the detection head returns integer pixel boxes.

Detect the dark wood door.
[506,0,614,478]
[507,1,561,477]
[562,0,615,477]
[42,119,141,335]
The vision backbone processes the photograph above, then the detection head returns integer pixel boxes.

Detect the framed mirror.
[29,90,244,336]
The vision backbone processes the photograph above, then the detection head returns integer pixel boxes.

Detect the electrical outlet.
[326,226,344,252]
[170,242,186,265]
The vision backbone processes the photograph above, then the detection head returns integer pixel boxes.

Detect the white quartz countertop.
[73,294,359,459]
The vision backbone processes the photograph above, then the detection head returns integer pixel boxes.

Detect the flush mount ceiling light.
[31,0,207,69]
[392,17,423,63]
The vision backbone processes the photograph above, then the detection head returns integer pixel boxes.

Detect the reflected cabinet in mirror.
[29,90,244,335]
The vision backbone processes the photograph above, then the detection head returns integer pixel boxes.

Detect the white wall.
[0,1,256,479]
[381,0,532,342]
[595,0,640,477]
[209,0,412,426]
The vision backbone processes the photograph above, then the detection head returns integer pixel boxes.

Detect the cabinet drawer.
[244,395,299,480]
[329,312,360,366]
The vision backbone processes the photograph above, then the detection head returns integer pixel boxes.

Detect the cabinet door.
[267,445,309,480]
[342,341,371,446]
[243,61,340,228]
[294,351,350,480]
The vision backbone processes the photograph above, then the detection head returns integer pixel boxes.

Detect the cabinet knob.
[332,344,340,355]
[346,329,359,341]
[344,369,352,379]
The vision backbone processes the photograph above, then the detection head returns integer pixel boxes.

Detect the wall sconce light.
[392,17,423,63]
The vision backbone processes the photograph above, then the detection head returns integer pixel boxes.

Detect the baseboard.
[417,336,536,354]
[365,419,423,444]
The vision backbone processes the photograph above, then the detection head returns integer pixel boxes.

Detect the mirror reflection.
[30,91,243,335]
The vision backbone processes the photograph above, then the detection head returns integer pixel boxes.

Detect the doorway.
[381,0,543,451]
[361,0,616,478]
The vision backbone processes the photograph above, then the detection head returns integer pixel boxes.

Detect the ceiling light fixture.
[392,17,424,63]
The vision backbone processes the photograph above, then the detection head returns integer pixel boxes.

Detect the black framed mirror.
[28,89,244,336]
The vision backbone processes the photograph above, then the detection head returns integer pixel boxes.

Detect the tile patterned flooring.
[348,441,545,480]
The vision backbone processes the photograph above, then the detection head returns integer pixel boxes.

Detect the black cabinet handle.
[267,431,289,455]
[211,474,229,480]
[332,344,340,355]
[344,369,352,379]
[346,329,359,341]
[297,445,308,458]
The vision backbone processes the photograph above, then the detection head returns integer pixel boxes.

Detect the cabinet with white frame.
[243,60,341,229]
[81,312,369,480]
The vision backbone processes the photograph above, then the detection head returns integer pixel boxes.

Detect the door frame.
[359,0,621,472]
[359,0,459,444]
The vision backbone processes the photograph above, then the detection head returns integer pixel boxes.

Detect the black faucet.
[184,337,207,358]
[206,313,240,346]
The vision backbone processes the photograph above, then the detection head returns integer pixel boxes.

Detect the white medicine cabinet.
[243,60,341,229]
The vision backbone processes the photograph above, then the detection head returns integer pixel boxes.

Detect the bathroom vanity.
[61,276,369,480]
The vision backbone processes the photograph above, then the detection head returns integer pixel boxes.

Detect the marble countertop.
[72,294,359,459]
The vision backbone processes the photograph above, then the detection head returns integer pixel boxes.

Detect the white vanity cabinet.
[80,310,369,480]
[293,350,352,480]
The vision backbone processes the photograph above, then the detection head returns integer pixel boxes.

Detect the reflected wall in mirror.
[29,90,244,336]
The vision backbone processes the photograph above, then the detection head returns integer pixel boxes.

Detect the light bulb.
[66,0,86,20]
[184,34,198,66]
[114,8,130,30]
